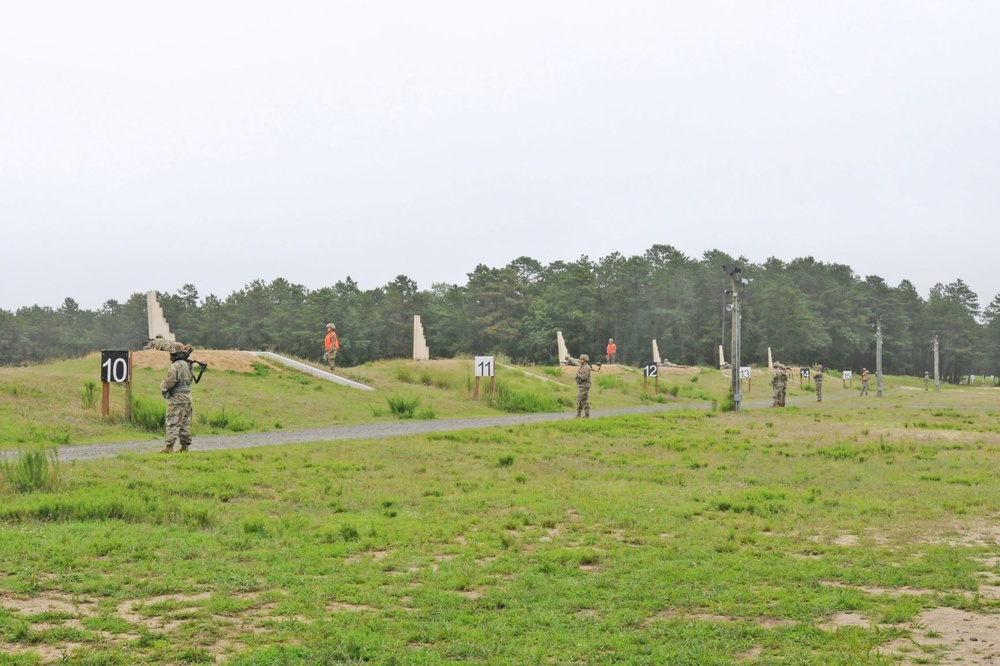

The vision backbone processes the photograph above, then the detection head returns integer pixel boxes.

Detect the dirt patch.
[879,607,1000,664]
[131,349,268,373]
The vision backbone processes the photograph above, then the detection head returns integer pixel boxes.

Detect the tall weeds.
[1,447,60,493]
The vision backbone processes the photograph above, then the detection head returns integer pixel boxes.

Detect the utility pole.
[933,333,940,391]
[724,264,745,411]
[875,309,884,397]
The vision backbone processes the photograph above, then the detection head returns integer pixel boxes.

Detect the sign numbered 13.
[739,366,751,380]
[474,356,495,377]
[101,350,130,383]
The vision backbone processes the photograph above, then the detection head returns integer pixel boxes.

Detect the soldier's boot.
[576,409,582,418]
[584,412,590,419]
[179,443,190,452]
[160,444,174,454]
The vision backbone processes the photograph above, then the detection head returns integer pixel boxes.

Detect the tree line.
[3,245,999,382]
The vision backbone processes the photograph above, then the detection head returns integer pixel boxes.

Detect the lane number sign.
[101,350,130,383]
[474,356,495,377]
[739,366,751,380]
[800,368,811,379]
[643,364,658,378]
[843,371,853,380]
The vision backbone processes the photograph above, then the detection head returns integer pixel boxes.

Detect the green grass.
[0,358,995,662]
[0,356,725,449]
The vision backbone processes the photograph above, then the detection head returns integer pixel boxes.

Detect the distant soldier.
[160,342,194,453]
[575,354,592,418]
[924,371,930,391]
[860,368,870,396]
[606,338,617,364]
[564,355,580,367]
[771,363,788,407]
[323,323,340,370]
[143,334,175,352]
[815,365,824,402]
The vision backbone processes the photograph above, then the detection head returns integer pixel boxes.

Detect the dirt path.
[55,403,714,461]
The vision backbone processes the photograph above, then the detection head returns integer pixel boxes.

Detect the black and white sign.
[643,363,658,378]
[474,356,495,377]
[800,368,810,379]
[739,366,751,380]
[843,371,853,380]
[101,350,130,383]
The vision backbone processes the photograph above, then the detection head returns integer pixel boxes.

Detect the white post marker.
[843,370,852,388]
[739,366,751,392]
[474,356,495,399]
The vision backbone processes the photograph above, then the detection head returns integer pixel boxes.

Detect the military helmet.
[168,343,192,359]
[580,354,590,362]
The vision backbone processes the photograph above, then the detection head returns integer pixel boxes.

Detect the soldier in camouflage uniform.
[575,354,592,418]
[815,365,824,402]
[771,363,788,407]
[144,334,176,351]
[859,368,870,396]
[160,342,194,453]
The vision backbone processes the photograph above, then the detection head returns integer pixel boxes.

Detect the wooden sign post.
[474,356,495,399]
[100,350,131,419]
[643,363,658,393]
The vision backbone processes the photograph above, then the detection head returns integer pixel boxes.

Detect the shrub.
[130,396,165,432]
[81,381,98,409]
[488,383,562,413]
[202,407,253,432]
[395,366,416,384]
[596,375,619,390]
[386,395,420,419]
[2,447,60,493]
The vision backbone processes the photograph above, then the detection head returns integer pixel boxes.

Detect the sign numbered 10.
[101,350,130,383]
[474,356,495,377]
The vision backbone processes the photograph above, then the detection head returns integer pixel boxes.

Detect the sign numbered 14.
[474,356,495,377]
[101,350,130,383]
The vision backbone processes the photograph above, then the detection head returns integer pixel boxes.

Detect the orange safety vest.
[325,331,340,350]
[606,342,617,356]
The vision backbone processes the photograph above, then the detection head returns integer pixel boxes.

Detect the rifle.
[187,359,209,384]
[177,350,208,383]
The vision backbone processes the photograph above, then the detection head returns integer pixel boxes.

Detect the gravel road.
[54,402,715,462]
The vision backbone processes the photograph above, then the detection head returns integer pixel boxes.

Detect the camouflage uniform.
[160,356,194,453]
[324,324,340,370]
[924,371,930,391]
[575,356,592,418]
[771,364,788,407]
[860,369,870,396]
[815,366,823,402]
[144,335,175,351]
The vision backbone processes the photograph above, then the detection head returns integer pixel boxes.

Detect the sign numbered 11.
[101,350,131,383]
[474,356,495,377]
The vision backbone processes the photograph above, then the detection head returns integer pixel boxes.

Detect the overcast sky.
[2,1,998,312]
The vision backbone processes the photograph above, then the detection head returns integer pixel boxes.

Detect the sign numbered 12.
[643,364,658,378]
[101,350,130,383]
[474,356,495,377]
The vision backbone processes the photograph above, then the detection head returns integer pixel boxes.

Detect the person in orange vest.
[324,323,340,369]
[605,338,617,364]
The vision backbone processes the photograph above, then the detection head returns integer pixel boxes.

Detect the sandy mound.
[131,350,266,373]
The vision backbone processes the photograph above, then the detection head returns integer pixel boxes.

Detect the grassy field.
[0,354,727,449]
[0,357,998,664]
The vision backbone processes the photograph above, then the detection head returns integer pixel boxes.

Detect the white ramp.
[250,352,374,391]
